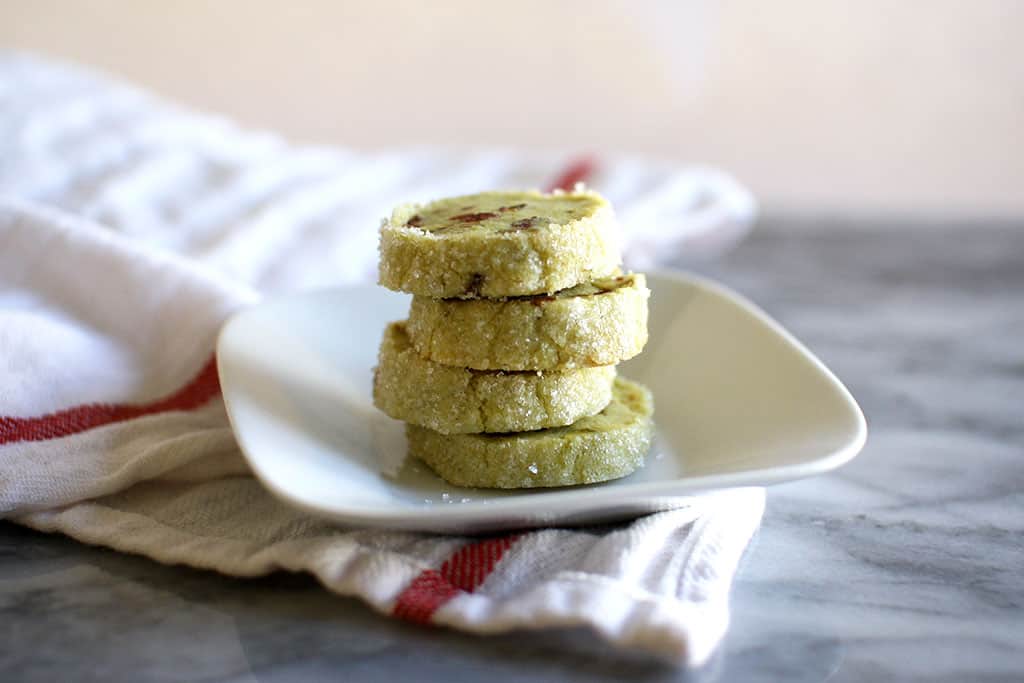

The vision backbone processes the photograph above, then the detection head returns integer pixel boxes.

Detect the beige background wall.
[3,1,1022,220]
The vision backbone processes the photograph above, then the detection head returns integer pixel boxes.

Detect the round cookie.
[407,377,654,488]
[378,189,621,298]
[407,273,649,370]
[373,321,616,434]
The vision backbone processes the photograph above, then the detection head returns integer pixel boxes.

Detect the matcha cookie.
[378,189,620,298]
[407,273,649,371]
[373,322,615,434]
[407,377,654,488]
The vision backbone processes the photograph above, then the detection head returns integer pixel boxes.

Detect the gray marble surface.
[2,221,1022,682]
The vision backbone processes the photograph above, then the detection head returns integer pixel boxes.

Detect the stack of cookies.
[373,189,654,488]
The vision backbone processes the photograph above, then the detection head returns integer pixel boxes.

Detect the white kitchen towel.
[0,53,764,666]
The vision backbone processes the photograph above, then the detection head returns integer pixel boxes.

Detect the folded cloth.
[0,53,763,666]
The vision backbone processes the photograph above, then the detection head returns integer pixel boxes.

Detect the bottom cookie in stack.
[406,377,654,489]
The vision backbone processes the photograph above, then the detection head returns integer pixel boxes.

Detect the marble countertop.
[3,221,1022,682]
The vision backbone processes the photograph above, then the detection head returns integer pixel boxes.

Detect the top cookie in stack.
[374,188,654,489]
[379,189,620,299]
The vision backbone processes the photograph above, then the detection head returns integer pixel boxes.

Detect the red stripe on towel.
[393,535,520,623]
[0,355,220,445]
[544,156,598,192]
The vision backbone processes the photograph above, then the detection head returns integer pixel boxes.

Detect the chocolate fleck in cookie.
[378,189,620,298]
[373,322,615,434]
[407,273,650,371]
[406,377,654,488]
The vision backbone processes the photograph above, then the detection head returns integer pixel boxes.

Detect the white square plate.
[217,271,866,533]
